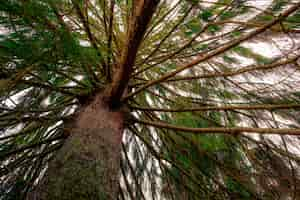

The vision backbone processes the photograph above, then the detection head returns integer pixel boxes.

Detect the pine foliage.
[1,0,300,199]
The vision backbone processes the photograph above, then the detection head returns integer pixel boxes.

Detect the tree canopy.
[1,0,300,199]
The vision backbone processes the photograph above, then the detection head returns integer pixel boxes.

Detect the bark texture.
[109,0,159,107]
[27,93,125,200]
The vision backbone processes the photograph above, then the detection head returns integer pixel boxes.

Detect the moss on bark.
[27,93,124,200]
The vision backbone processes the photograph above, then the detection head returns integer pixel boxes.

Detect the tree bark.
[27,92,125,200]
[109,0,159,107]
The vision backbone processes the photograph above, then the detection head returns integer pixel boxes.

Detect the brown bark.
[131,103,300,112]
[27,92,125,200]
[135,118,300,135]
[109,0,159,107]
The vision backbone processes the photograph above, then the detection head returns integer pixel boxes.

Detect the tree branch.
[131,103,300,112]
[124,2,300,101]
[134,119,300,135]
[166,55,298,82]
[109,0,160,108]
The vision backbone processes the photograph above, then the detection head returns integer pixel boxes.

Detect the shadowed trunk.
[27,92,125,200]
[25,1,159,198]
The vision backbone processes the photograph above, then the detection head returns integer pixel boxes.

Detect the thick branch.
[109,0,160,107]
[106,0,115,82]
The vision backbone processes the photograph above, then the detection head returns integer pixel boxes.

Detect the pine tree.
[1,0,300,199]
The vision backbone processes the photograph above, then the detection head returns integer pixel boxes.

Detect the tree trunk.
[27,92,125,200]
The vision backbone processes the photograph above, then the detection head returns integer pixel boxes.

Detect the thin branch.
[72,0,106,81]
[20,80,84,97]
[124,2,300,101]
[134,118,300,135]
[167,55,298,82]
[131,103,300,112]
[0,135,66,159]
[138,5,194,67]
